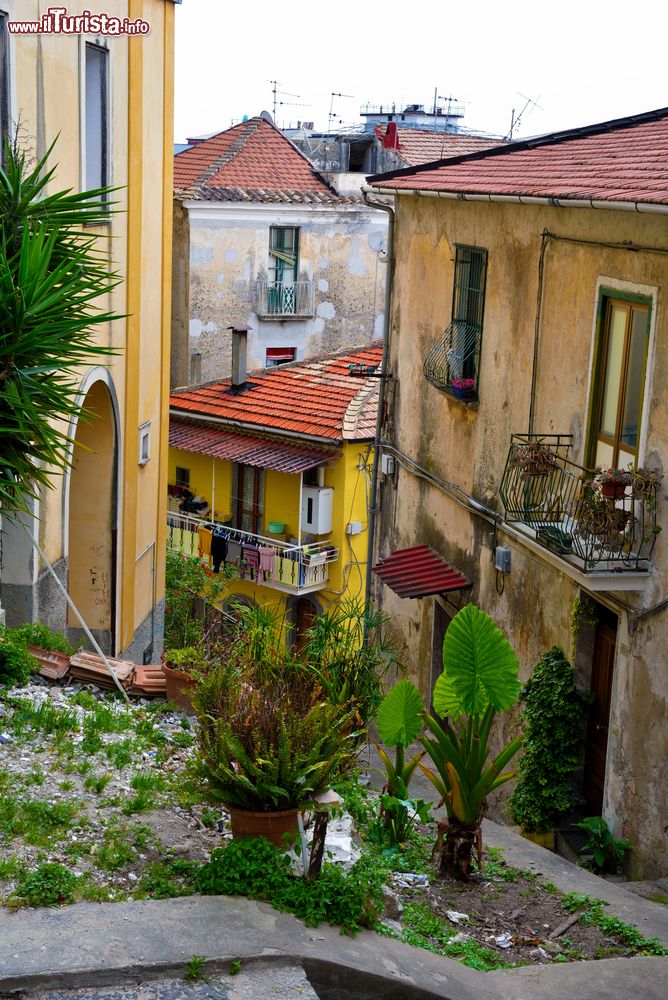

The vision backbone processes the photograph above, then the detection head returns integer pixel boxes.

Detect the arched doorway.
[67,380,118,653]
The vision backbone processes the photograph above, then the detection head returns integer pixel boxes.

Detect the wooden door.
[294,598,317,653]
[583,619,617,814]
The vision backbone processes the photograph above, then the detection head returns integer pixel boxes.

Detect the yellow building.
[0,2,176,661]
[167,340,380,643]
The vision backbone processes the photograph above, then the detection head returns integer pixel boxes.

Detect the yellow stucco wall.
[3,1,174,656]
[168,440,372,614]
[376,192,668,877]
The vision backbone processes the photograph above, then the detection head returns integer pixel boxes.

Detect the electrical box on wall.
[380,453,395,476]
[346,521,362,535]
[495,546,511,574]
[301,486,333,535]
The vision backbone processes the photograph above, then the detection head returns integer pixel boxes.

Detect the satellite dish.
[260,110,274,123]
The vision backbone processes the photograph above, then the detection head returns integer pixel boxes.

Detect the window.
[85,43,108,191]
[589,296,650,469]
[267,226,299,314]
[175,466,190,489]
[0,12,10,152]
[265,347,296,367]
[423,244,488,401]
[233,463,264,534]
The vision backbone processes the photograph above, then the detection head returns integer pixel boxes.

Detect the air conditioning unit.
[301,486,333,535]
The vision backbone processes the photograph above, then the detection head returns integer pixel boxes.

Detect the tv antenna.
[507,92,543,139]
[328,91,354,132]
[269,80,311,122]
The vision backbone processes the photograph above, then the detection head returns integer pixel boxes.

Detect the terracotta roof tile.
[170,345,383,444]
[370,107,668,206]
[384,127,504,167]
[174,117,352,204]
[169,421,340,472]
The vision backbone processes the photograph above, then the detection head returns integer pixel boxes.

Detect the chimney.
[229,325,250,393]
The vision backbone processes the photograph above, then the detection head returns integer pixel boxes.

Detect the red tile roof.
[174,117,348,204]
[370,107,668,207]
[373,545,472,599]
[170,420,340,473]
[383,127,504,167]
[170,345,383,444]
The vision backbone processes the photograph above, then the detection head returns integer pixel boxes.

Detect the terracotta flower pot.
[600,481,627,499]
[161,662,198,714]
[227,805,299,848]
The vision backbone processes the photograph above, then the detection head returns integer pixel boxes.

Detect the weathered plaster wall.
[175,203,387,385]
[376,195,668,877]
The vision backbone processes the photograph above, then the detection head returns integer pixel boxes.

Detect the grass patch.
[136,860,199,900]
[12,863,78,908]
[0,795,79,847]
[104,739,136,770]
[83,773,113,795]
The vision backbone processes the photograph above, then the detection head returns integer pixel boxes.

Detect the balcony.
[256,280,315,319]
[499,435,660,587]
[167,513,338,595]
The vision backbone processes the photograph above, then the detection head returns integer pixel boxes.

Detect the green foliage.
[13,862,78,907]
[137,860,199,900]
[0,628,38,687]
[164,551,230,650]
[303,598,402,728]
[0,138,122,514]
[435,603,521,718]
[394,902,508,971]
[569,596,598,662]
[508,647,589,833]
[96,820,147,871]
[193,657,355,811]
[10,623,74,655]
[560,893,667,956]
[421,606,522,826]
[574,816,630,874]
[0,794,78,846]
[162,646,208,676]
[377,679,424,747]
[184,956,207,984]
[196,838,384,935]
[105,739,135,770]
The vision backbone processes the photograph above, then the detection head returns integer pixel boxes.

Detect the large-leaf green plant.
[376,604,522,880]
[0,138,121,515]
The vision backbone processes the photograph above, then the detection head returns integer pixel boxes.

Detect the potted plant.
[162,646,209,713]
[593,467,632,499]
[450,377,476,401]
[192,656,355,847]
[509,440,557,478]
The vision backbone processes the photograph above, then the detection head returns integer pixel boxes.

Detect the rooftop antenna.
[268,80,310,124]
[328,91,353,132]
[507,92,543,139]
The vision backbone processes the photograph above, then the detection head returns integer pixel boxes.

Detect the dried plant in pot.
[509,441,557,479]
[593,467,632,499]
[192,656,356,847]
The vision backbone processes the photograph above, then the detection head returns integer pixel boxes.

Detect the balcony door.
[583,606,618,814]
[233,463,264,535]
[268,226,298,314]
[589,297,650,470]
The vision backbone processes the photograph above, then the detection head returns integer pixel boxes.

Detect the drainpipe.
[361,188,395,641]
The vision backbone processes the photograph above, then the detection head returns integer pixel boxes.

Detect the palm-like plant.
[376,605,522,880]
[419,605,522,879]
[0,137,121,515]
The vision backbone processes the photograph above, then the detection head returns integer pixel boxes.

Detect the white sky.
[174,0,668,145]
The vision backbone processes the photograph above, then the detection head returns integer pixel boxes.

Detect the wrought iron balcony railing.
[256,280,315,318]
[167,513,338,594]
[499,435,660,575]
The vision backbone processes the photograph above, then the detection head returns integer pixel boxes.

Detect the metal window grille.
[424,245,487,400]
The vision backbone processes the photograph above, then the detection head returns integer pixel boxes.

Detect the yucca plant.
[0,136,121,515]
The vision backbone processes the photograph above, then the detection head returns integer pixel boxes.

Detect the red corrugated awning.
[169,419,339,473]
[373,545,472,599]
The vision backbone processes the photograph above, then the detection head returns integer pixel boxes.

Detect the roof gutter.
[168,408,342,448]
[369,187,668,216]
[361,188,395,635]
